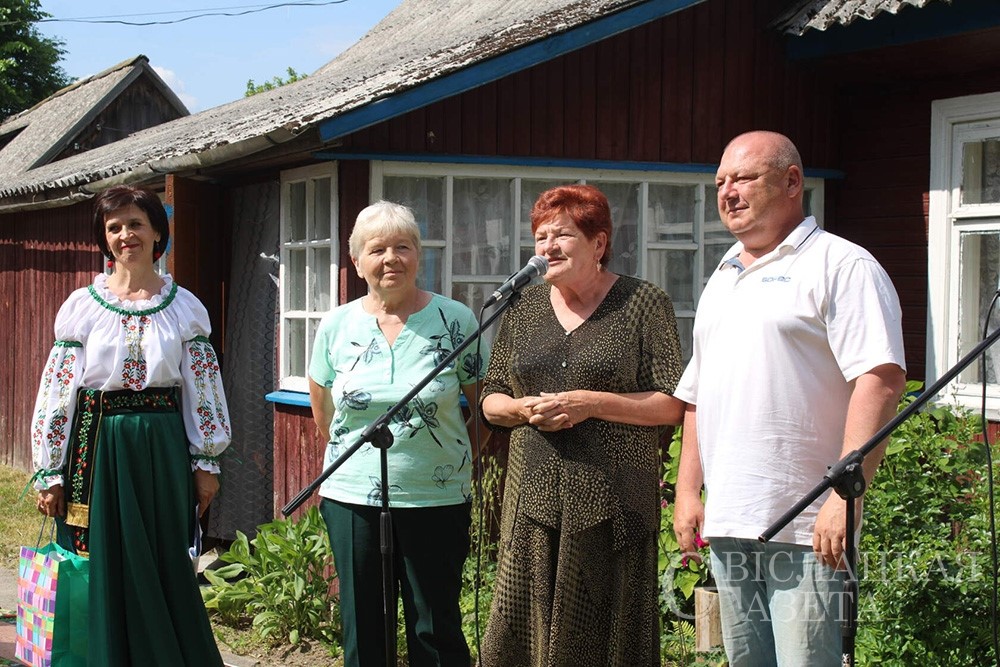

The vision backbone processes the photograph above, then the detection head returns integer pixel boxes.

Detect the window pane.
[312,246,331,312]
[419,246,444,293]
[285,318,306,379]
[288,181,306,242]
[676,317,694,364]
[312,178,332,241]
[647,184,696,242]
[287,248,306,311]
[520,179,566,244]
[452,178,512,275]
[961,138,1000,205]
[958,230,1000,384]
[384,176,445,240]
[589,181,640,276]
[703,205,732,285]
[647,249,695,311]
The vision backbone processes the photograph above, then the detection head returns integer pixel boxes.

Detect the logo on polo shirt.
[761,276,791,283]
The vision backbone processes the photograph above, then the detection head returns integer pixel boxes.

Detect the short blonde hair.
[348,201,422,260]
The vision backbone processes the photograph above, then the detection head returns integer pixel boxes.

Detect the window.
[279,163,338,392]
[929,93,1000,415]
[372,161,824,359]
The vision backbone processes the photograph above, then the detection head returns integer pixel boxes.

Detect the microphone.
[483,255,548,308]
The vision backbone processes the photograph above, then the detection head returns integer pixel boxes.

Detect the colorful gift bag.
[15,541,89,667]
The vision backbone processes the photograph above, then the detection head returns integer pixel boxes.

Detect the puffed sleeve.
[30,294,89,490]
[174,289,231,473]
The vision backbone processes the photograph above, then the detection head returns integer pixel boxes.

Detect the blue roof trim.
[265,390,311,408]
[788,0,1000,61]
[320,0,705,142]
[313,151,846,180]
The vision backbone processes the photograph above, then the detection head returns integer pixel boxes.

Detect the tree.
[0,0,70,120]
[245,67,307,97]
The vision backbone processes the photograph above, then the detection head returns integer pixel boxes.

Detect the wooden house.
[2,0,999,539]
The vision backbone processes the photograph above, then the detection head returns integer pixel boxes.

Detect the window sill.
[265,390,311,408]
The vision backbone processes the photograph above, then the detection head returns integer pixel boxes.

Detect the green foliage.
[659,427,714,663]
[245,66,307,97]
[202,507,340,650]
[856,381,995,665]
[0,0,71,119]
[461,457,503,657]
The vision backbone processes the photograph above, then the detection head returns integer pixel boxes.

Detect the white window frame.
[279,162,339,393]
[929,91,1000,417]
[370,160,824,358]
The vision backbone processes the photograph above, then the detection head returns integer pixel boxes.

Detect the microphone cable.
[981,289,1000,664]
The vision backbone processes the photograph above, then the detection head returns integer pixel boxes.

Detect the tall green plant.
[461,457,504,655]
[202,506,340,647]
[856,381,994,665]
[659,427,716,664]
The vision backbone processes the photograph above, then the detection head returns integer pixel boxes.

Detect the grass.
[0,465,42,571]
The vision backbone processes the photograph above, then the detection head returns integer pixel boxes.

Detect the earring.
[153,250,162,261]
[106,257,114,269]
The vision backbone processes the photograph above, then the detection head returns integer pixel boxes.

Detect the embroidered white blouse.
[31,273,231,490]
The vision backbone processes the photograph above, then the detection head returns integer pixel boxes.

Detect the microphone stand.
[282,291,518,667]
[760,322,1000,667]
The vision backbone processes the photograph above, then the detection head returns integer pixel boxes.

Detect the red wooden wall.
[273,403,324,520]
[341,0,836,170]
[0,203,97,469]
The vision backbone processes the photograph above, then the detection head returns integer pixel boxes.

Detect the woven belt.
[64,387,179,531]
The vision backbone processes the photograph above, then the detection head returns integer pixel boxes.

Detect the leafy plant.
[659,427,714,663]
[855,381,995,665]
[202,506,340,648]
[461,457,504,657]
[245,66,307,97]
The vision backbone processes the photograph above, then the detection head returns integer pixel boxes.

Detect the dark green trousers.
[58,407,222,667]
[321,498,471,667]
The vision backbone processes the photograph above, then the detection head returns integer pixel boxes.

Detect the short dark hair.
[92,185,170,258]
[530,184,613,267]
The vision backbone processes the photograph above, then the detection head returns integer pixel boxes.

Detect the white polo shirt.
[674,217,906,546]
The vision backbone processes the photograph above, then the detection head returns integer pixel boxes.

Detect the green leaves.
[201,506,339,647]
[855,384,996,665]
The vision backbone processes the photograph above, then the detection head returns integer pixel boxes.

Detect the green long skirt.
[57,406,222,667]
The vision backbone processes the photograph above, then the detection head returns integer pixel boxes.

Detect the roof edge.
[319,0,706,142]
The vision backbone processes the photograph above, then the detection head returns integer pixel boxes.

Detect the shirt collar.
[716,216,819,272]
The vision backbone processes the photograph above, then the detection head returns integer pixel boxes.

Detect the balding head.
[715,131,806,257]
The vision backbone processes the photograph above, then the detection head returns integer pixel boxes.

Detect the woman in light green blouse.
[308,200,488,667]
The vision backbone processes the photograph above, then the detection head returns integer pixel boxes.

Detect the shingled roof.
[0,0,671,210]
[0,56,187,178]
[772,0,943,36]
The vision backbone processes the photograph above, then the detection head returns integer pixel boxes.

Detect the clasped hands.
[521,390,591,431]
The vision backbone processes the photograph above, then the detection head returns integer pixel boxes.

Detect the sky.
[36,1,403,112]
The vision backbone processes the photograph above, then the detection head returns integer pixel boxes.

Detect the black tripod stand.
[761,322,1000,666]
[281,295,515,666]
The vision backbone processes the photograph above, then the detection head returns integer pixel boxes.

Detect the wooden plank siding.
[0,203,97,468]
[828,65,1000,381]
[273,402,324,519]
[340,0,835,168]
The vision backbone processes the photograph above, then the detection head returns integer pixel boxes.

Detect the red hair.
[530,184,613,267]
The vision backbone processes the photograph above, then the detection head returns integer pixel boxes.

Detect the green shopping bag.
[16,540,89,666]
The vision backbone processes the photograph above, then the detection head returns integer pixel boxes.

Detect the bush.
[856,381,995,665]
[201,506,340,648]
[659,427,717,665]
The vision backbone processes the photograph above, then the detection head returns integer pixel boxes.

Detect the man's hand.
[673,493,707,561]
[813,493,858,569]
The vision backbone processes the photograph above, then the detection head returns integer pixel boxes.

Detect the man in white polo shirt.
[672,130,907,666]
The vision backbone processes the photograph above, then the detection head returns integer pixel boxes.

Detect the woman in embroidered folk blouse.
[309,201,488,667]
[31,185,230,666]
